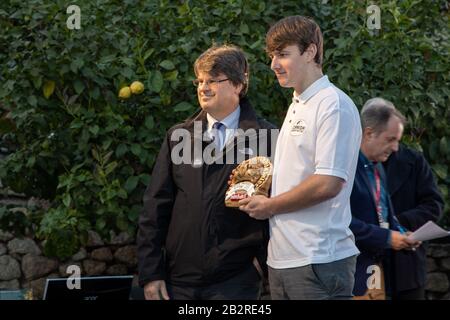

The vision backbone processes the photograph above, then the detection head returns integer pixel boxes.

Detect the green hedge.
[1,0,448,258]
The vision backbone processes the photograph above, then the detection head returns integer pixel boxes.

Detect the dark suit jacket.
[383,144,444,293]
[350,153,402,296]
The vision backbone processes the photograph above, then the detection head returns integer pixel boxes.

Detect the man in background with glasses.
[137,44,277,300]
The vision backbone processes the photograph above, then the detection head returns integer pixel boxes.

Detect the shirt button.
[293,110,296,114]
[289,120,292,123]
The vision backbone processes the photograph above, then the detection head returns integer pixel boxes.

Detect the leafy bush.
[1,0,448,258]
[0,204,33,236]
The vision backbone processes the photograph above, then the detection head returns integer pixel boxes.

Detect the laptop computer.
[43,275,134,300]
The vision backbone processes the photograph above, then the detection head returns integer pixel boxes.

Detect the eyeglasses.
[192,78,229,88]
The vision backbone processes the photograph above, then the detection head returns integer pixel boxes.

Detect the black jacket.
[137,98,277,287]
[383,144,444,293]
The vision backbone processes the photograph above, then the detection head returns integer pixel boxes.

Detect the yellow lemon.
[130,81,144,94]
[118,86,131,99]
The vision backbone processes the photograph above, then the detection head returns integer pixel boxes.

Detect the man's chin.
[199,98,214,108]
[277,79,291,88]
[199,101,210,109]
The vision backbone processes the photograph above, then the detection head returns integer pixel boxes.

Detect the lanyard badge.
[374,167,389,229]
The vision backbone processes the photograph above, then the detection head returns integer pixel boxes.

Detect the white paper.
[407,221,450,242]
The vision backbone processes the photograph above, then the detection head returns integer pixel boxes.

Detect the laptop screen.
[43,275,134,300]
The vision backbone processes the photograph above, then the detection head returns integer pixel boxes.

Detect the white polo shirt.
[268,75,362,269]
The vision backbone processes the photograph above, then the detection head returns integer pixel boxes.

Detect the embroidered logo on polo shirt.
[290,119,306,135]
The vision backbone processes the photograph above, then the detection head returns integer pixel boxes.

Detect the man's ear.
[363,127,375,140]
[234,83,244,95]
[305,43,318,63]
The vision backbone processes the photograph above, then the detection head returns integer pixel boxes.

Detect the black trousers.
[167,264,262,300]
[393,287,425,300]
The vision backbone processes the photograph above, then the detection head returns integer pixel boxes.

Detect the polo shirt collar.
[293,75,330,104]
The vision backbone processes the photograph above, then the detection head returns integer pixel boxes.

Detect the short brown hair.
[266,16,323,66]
[361,97,407,134]
[194,44,249,98]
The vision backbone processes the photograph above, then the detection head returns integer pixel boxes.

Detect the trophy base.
[225,181,255,207]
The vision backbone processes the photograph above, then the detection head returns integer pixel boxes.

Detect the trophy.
[225,156,273,207]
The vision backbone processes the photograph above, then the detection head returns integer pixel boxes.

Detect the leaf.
[105,161,118,175]
[62,194,71,207]
[173,102,192,112]
[70,119,83,129]
[82,68,95,78]
[26,156,36,167]
[91,148,100,162]
[139,173,151,185]
[73,79,85,94]
[428,141,438,161]
[143,49,155,62]
[432,164,448,180]
[121,67,133,79]
[102,137,113,150]
[124,176,139,193]
[120,57,134,67]
[32,76,42,90]
[27,95,37,107]
[160,60,175,70]
[151,71,163,93]
[96,218,106,231]
[249,39,261,49]
[127,205,141,222]
[165,70,178,81]
[116,143,127,157]
[4,80,14,92]
[70,58,84,73]
[258,2,266,11]
[89,125,99,135]
[240,23,249,34]
[117,189,128,199]
[440,137,448,154]
[144,116,154,129]
[91,86,100,100]
[104,151,113,163]
[130,144,141,156]
[68,94,79,105]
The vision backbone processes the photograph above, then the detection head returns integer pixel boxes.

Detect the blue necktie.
[212,122,225,150]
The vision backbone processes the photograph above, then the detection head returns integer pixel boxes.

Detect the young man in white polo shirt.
[239,16,362,299]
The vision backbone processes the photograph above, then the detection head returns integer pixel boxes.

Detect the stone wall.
[2,228,450,299]
[0,230,138,300]
[425,243,450,299]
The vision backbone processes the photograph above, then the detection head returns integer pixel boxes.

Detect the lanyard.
[373,167,385,225]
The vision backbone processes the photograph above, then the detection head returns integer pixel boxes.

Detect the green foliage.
[0,0,449,257]
[38,207,89,259]
[0,205,33,236]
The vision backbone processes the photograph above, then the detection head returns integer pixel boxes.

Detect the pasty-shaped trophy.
[225,156,273,207]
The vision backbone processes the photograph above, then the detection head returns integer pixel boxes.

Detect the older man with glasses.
[137,44,277,300]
